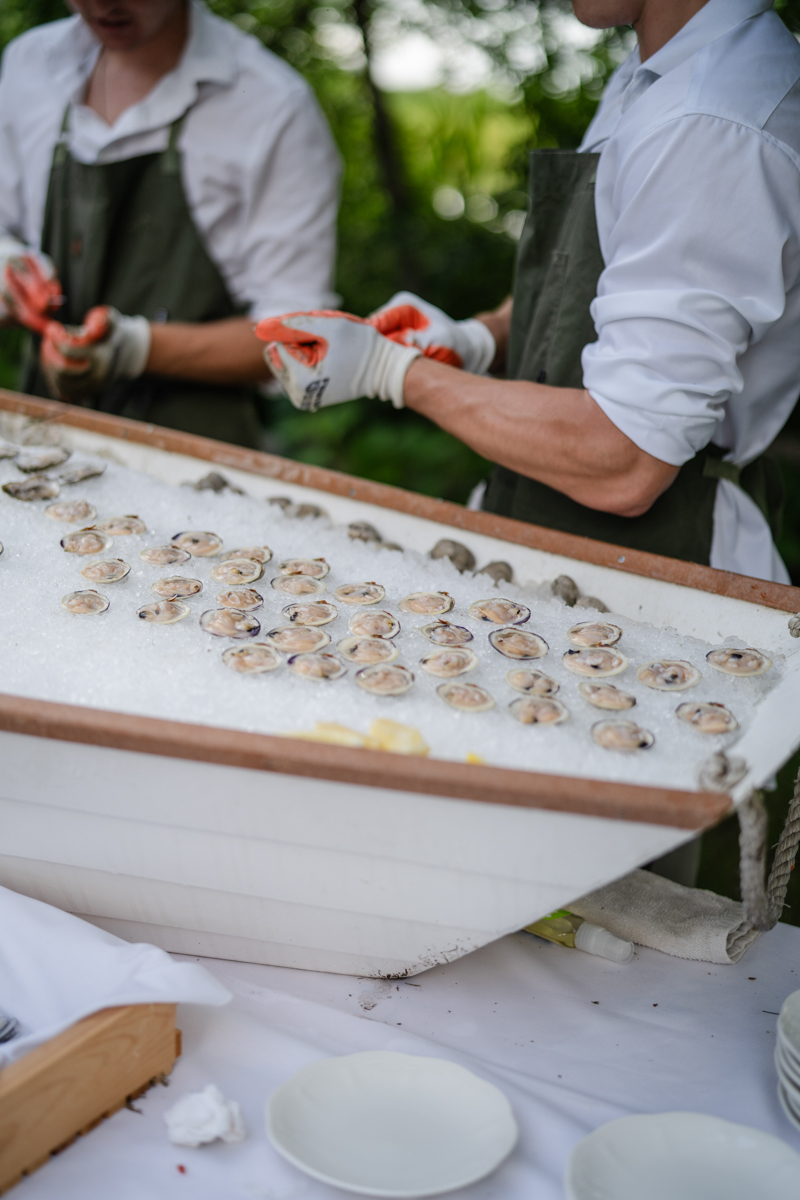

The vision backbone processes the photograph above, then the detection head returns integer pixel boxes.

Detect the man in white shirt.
[258,0,800,582]
[0,0,340,447]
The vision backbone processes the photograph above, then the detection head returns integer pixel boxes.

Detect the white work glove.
[368,291,496,375]
[40,305,152,402]
[256,310,421,411]
[0,235,62,333]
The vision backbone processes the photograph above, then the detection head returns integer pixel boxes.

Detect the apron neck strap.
[161,115,186,176]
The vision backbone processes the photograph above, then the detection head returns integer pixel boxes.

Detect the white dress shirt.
[0,2,341,321]
[579,0,800,583]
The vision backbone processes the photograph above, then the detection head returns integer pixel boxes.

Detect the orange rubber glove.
[367,291,495,374]
[40,306,151,402]
[1,252,62,335]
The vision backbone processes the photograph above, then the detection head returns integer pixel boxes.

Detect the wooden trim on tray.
[2,387,799,613]
[0,693,732,830]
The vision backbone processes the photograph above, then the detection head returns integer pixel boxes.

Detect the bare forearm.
[147,317,271,384]
[403,358,678,517]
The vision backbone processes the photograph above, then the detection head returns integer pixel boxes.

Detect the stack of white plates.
[776,989,800,1130]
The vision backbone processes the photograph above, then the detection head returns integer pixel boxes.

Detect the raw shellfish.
[356,664,414,696]
[278,558,329,578]
[506,669,559,697]
[61,589,109,616]
[337,636,398,665]
[45,500,96,523]
[567,621,621,647]
[216,587,262,611]
[81,559,130,584]
[264,625,331,654]
[2,475,59,501]
[171,530,223,557]
[430,539,475,573]
[282,600,338,626]
[140,545,191,566]
[222,643,281,674]
[419,620,473,646]
[288,652,346,681]
[592,720,654,752]
[676,701,738,734]
[348,610,400,639]
[399,591,454,616]
[16,446,69,473]
[57,463,105,485]
[437,681,495,712]
[333,582,385,605]
[0,441,17,459]
[578,682,635,710]
[636,660,700,691]
[476,561,513,584]
[469,598,530,625]
[210,558,262,585]
[509,697,569,725]
[200,608,260,638]
[151,576,203,599]
[271,575,326,596]
[221,545,272,564]
[419,647,478,678]
[489,627,548,660]
[706,648,772,677]
[348,521,381,543]
[562,648,628,678]
[61,528,112,556]
[95,515,146,536]
[138,600,190,625]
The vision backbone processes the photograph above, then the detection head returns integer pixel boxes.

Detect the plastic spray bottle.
[525,910,634,963]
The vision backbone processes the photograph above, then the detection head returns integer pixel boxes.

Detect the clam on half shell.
[171,530,223,557]
[706,648,772,677]
[592,720,655,752]
[489,627,548,661]
[419,647,478,678]
[506,669,559,697]
[140,545,191,566]
[278,558,329,579]
[288,652,346,681]
[264,625,331,654]
[567,621,622,648]
[418,620,473,646]
[636,660,701,691]
[45,500,96,524]
[95,515,146,536]
[61,589,109,616]
[222,643,281,674]
[676,701,738,734]
[337,636,398,665]
[152,576,203,599]
[509,697,569,725]
[216,587,262,611]
[271,575,326,597]
[138,600,191,625]
[61,528,112,556]
[578,681,635,710]
[562,648,628,678]
[349,610,400,639]
[469,598,530,626]
[399,591,454,616]
[437,681,495,712]
[221,545,272,564]
[199,608,260,638]
[82,559,131,584]
[282,600,338,626]
[355,664,414,696]
[211,558,263,586]
[334,582,386,605]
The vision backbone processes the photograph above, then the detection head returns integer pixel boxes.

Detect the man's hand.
[40,306,151,402]
[1,252,62,334]
[368,292,496,374]
[255,310,420,411]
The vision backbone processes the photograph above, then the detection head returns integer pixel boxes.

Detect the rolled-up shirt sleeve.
[582,113,800,466]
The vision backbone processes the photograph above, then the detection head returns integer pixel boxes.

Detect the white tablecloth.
[11,924,800,1200]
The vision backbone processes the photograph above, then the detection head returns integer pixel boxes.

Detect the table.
[12,924,800,1199]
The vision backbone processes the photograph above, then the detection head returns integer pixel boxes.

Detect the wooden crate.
[0,1004,180,1194]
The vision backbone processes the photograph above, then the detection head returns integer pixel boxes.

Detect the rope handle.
[738,771,800,931]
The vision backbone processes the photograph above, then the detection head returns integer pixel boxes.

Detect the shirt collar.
[639,0,773,78]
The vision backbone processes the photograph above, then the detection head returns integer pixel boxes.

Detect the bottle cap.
[574,920,634,963]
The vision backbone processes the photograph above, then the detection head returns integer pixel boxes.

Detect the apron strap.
[161,115,186,177]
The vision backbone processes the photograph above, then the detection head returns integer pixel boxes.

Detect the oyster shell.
[45,499,96,523]
[220,545,272,564]
[567,621,622,648]
[217,587,262,611]
[282,600,338,626]
[578,682,635,710]
[575,595,609,613]
[706,648,772,677]
[489,627,547,660]
[61,589,109,616]
[348,521,381,543]
[81,559,130,584]
[16,446,69,473]
[337,635,399,665]
[552,575,579,606]
[57,463,106,485]
[268,496,292,511]
[676,701,738,734]
[563,648,629,678]
[509,697,569,725]
[199,608,260,638]
[506,669,559,697]
[222,643,281,674]
[210,558,263,586]
[356,664,414,696]
[278,557,329,579]
[636,660,701,691]
[294,503,326,519]
[95,515,146,536]
[140,545,191,566]
[3,475,59,501]
[61,528,112,556]
[138,599,191,625]
[0,441,17,459]
[477,561,513,584]
[469,597,530,625]
[333,582,385,605]
[419,620,473,646]
[264,625,331,654]
[271,575,326,596]
[348,610,400,639]
[419,647,479,678]
[171,530,223,557]
[592,720,655,752]
[430,539,475,573]
[399,591,454,616]
[288,652,346,681]
[151,576,203,599]
[437,681,495,712]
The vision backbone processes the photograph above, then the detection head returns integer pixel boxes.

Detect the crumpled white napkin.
[0,885,231,1065]
[164,1084,246,1147]
[569,869,760,964]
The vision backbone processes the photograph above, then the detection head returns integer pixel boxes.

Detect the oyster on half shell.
[57,463,106,485]
[563,648,628,678]
[282,600,338,626]
[151,576,203,599]
[489,627,548,660]
[399,591,454,616]
[271,575,325,596]
[592,720,654,752]
[61,528,112,556]
[509,697,569,725]
[95,515,146,536]
[334,582,386,605]
[265,625,331,654]
[3,475,59,501]
[636,660,701,691]
[222,643,281,674]
[140,545,191,566]
[288,652,346,681]
[45,499,96,523]
[61,589,109,615]
[567,621,622,648]
[356,663,414,696]
[337,636,398,665]
[437,680,494,712]
[171,530,223,557]
[706,648,772,677]
[138,599,190,625]
[81,559,130,584]
[210,558,262,586]
[419,620,473,646]
[419,647,478,678]
[216,587,262,611]
[278,557,329,578]
[200,608,260,638]
[221,545,272,564]
[16,446,69,474]
[506,669,559,697]
[349,610,400,639]
[469,598,530,626]
[578,681,635,710]
[676,701,738,734]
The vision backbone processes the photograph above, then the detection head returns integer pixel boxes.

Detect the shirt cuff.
[586,387,720,468]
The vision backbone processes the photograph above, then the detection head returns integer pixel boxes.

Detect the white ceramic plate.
[565,1112,800,1200]
[266,1051,517,1198]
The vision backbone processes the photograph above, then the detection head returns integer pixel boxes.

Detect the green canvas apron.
[25,110,261,449]
[482,150,782,563]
